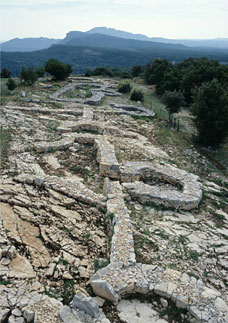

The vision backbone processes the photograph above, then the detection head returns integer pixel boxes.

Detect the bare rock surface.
[1,77,228,323]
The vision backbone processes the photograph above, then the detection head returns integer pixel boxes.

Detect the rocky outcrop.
[14,174,105,209]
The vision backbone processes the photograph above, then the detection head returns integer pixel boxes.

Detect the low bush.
[6,78,17,91]
[130,88,144,102]
[118,81,132,93]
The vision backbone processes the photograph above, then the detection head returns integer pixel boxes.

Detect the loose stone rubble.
[1,76,228,322]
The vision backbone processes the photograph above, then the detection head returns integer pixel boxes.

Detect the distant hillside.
[2,28,228,53]
[87,27,150,41]
[2,41,228,76]
[149,37,228,49]
[60,32,186,51]
[1,37,61,52]
[87,27,228,49]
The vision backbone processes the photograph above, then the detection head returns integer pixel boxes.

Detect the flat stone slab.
[14,174,105,209]
[110,103,155,117]
[117,299,168,323]
[13,137,74,154]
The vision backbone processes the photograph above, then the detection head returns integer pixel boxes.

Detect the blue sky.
[1,0,228,41]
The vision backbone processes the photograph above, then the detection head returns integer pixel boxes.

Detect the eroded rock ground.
[0,77,228,323]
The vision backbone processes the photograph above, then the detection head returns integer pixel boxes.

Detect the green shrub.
[118,81,132,93]
[130,88,144,102]
[85,69,92,77]
[6,78,17,91]
[121,71,133,79]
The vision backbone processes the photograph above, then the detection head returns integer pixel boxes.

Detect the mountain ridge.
[1,37,61,52]
[1,27,228,52]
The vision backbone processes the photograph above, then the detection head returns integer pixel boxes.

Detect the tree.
[162,90,185,120]
[144,59,173,85]
[191,79,228,147]
[1,68,11,78]
[35,67,45,78]
[178,57,228,104]
[45,59,72,80]
[6,78,17,91]
[156,67,180,95]
[20,66,38,85]
[132,65,142,77]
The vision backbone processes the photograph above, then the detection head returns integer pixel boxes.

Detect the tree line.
[2,59,72,90]
[142,58,228,148]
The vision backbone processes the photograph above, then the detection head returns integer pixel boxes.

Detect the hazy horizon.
[1,0,228,42]
[1,26,228,43]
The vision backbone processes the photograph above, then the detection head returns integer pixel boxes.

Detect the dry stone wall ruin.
[1,77,228,322]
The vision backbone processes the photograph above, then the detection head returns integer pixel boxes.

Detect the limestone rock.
[90,279,119,303]
[9,255,36,279]
[72,293,100,318]
[60,306,81,323]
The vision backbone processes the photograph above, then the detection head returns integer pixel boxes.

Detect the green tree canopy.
[20,66,38,85]
[35,66,45,78]
[45,59,72,80]
[191,79,228,147]
[178,57,228,104]
[162,90,185,120]
[144,59,173,85]
[1,68,11,78]
[132,65,143,77]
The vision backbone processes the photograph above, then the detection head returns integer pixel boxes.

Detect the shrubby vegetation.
[84,66,134,78]
[144,57,228,104]
[20,66,38,85]
[130,89,144,102]
[144,57,228,147]
[118,81,132,93]
[92,67,113,77]
[6,78,17,91]
[132,65,143,77]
